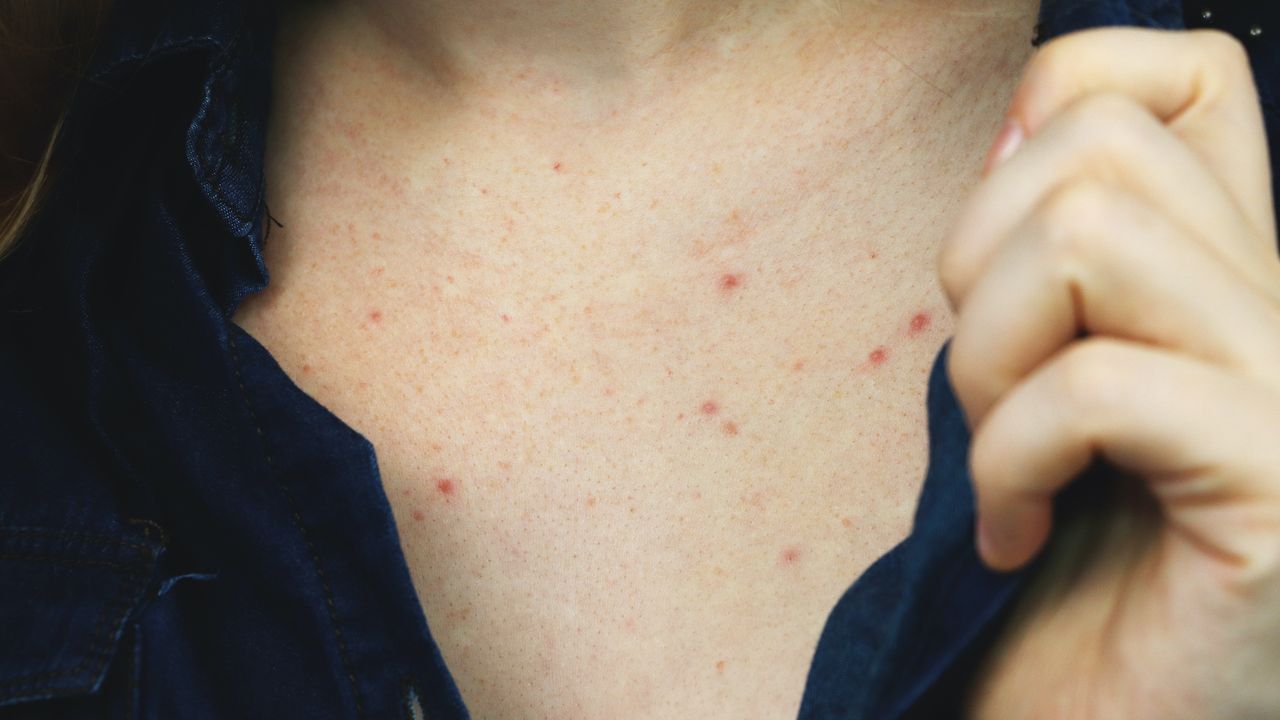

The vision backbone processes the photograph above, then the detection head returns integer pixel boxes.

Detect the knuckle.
[1056,338,1123,418]
[1064,93,1152,153]
[1192,28,1252,77]
[1038,182,1109,270]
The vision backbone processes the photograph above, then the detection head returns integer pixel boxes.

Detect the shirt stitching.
[226,329,368,719]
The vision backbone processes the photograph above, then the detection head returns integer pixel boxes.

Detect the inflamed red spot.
[868,347,888,365]
[719,273,743,291]
[411,509,425,522]
[552,161,563,172]
[779,546,802,566]
[368,309,383,323]
[435,478,457,496]
[721,420,739,436]
[909,312,931,336]
[700,401,719,415]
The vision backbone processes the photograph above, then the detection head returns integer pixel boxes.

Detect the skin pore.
[235,0,1041,717]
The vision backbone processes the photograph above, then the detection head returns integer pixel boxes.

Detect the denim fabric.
[0,0,1274,718]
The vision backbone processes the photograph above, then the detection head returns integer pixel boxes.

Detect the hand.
[938,27,1280,719]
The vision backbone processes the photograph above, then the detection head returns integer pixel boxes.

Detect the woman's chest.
[233,18,1032,715]
[233,186,958,719]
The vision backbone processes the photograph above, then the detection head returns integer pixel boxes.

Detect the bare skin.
[234,0,1040,717]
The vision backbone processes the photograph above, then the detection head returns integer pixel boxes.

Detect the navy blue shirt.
[1,1,1277,718]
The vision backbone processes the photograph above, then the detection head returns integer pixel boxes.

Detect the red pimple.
[719,273,743,291]
[792,359,805,372]
[552,161,563,172]
[700,400,719,415]
[411,509,425,522]
[368,309,383,323]
[585,496,597,508]
[778,546,802,566]
[501,313,511,323]
[435,478,456,496]
[721,420,739,436]
[868,346,888,365]
[908,312,931,336]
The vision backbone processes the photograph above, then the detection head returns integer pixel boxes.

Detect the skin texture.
[942,27,1280,719]
[236,0,1043,716]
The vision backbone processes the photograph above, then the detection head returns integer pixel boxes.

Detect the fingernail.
[983,117,1024,176]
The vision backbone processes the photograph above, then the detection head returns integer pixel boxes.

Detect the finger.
[940,91,1278,313]
[948,180,1280,423]
[1011,27,1274,243]
[970,337,1280,573]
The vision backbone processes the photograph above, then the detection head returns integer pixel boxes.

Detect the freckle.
[778,546,802,566]
[442,157,451,165]
[301,363,313,374]
[480,187,489,194]
[411,509,425,522]
[841,517,853,528]
[719,273,743,291]
[368,309,383,323]
[869,249,879,260]
[430,443,442,451]
[715,660,726,673]
[436,478,457,496]
[371,266,385,277]
[446,275,455,284]
[908,312,931,336]
[676,412,686,420]
[585,496,597,508]
[868,346,888,365]
[603,387,615,397]
[700,400,719,415]
[722,420,739,436]
[552,161,563,172]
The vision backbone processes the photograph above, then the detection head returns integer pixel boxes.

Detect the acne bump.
[908,312,931,336]
[719,273,743,292]
[778,546,802,566]
[435,478,457,497]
